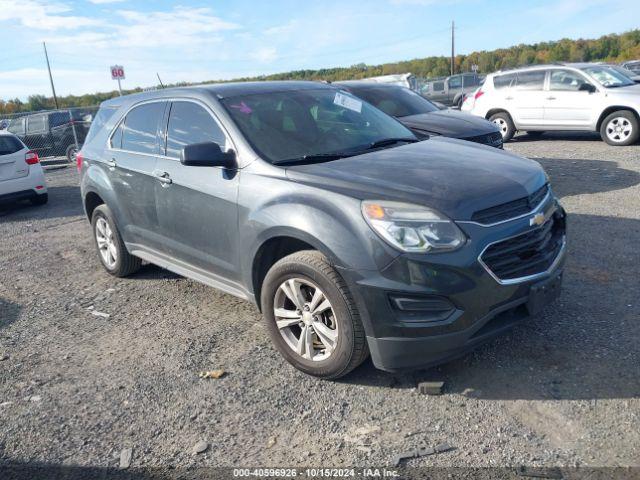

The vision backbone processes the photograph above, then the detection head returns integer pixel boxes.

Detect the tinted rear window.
[121,102,165,154]
[85,105,118,144]
[0,136,23,155]
[516,70,546,90]
[346,86,438,117]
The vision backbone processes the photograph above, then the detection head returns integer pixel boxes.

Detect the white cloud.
[0,0,103,30]
[88,0,125,4]
[251,47,278,63]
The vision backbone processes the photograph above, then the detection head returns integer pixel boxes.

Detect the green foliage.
[2,29,640,115]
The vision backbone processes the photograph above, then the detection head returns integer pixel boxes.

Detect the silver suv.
[462,63,640,146]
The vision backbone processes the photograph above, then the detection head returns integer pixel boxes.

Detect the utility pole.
[43,42,59,109]
[450,21,455,76]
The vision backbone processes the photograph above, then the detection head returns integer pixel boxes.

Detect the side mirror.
[180,142,236,168]
[578,83,596,93]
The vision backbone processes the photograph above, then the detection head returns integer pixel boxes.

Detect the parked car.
[462,63,640,146]
[620,60,640,75]
[337,82,503,148]
[0,131,48,206]
[600,64,640,83]
[7,111,89,161]
[0,119,9,130]
[79,81,566,379]
[421,73,484,108]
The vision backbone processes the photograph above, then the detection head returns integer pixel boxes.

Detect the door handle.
[107,159,117,168]
[505,96,514,101]
[153,170,172,184]
[546,96,556,100]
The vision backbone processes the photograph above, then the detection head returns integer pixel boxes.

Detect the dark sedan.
[337,81,503,148]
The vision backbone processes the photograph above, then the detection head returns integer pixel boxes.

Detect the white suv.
[462,63,640,146]
[0,131,48,206]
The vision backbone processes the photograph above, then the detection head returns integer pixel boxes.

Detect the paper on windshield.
[334,92,362,113]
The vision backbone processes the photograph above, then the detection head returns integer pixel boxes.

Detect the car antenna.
[156,73,165,88]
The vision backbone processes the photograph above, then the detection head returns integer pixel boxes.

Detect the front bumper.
[337,196,566,372]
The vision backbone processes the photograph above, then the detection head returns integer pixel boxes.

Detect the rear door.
[108,101,167,250]
[153,100,240,281]
[543,69,600,127]
[0,135,28,182]
[508,70,546,126]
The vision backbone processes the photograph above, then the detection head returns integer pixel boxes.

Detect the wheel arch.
[596,106,640,131]
[250,230,339,312]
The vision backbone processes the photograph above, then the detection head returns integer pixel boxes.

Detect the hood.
[399,110,499,138]
[605,83,640,98]
[285,137,546,221]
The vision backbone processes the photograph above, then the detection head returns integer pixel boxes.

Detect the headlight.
[362,201,466,253]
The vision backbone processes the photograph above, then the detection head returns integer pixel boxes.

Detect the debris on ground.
[119,448,132,469]
[198,370,225,379]
[392,442,454,467]
[344,424,381,445]
[515,466,563,479]
[193,440,209,454]
[29,395,42,402]
[266,436,277,448]
[90,310,110,319]
[418,381,445,395]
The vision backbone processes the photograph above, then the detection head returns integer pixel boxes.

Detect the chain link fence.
[0,106,99,167]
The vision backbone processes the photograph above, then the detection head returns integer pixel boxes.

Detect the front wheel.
[600,111,639,146]
[261,250,368,379]
[489,112,516,142]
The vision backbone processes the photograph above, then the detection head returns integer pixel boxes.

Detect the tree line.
[2,29,640,115]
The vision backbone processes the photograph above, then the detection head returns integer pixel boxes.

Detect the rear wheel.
[261,250,368,379]
[600,111,639,146]
[30,193,48,206]
[91,204,141,277]
[489,111,516,142]
[65,144,78,162]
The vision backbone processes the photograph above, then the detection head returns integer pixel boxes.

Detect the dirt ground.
[1,132,639,476]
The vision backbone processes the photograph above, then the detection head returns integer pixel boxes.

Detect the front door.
[544,69,599,127]
[154,100,240,282]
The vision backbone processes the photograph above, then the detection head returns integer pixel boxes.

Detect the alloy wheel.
[493,118,508,137]
[605,117,632,143]
[273,277,338,362]
[95,217,117,269]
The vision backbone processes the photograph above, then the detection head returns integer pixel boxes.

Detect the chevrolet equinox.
[78,81,567,379]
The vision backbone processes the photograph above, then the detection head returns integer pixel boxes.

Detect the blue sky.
[0,0,638,100]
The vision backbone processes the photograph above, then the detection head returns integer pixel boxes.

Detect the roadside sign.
[471,64,479,73]
[110,65,125,80]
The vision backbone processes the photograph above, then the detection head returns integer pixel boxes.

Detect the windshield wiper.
[367,137,419,149]
[273,152,356,166]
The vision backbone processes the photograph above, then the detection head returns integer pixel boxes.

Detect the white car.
[0,131,48,206]
[461,63,640,146]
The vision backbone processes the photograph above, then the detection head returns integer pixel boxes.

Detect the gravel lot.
[1,133,639,476]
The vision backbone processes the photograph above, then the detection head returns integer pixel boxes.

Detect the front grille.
[465,131,503,148]
[480,213,565,281]
[471,184,549,225]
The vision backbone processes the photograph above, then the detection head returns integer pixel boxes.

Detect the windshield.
[220,88,416,164]
[581,66,635,88]
[345,86,439,117]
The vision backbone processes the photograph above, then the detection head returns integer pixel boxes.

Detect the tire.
[260,250,368,379]
[30,193,48,206]
[65,144,78,162]
[489,111,516,142]
[600,110,639,146]
[91,204,141,277]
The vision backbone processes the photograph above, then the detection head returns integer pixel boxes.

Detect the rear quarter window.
[7,117,26,135]
[27,115,46,133]
[85,105,119,145]
[493,73,517,89]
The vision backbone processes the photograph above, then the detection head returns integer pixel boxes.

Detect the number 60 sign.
[110,65,125,80]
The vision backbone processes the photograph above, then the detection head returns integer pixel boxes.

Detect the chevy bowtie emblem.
[529,212,546,226]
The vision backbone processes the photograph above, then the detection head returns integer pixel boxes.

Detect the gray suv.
[79,81,567,379]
